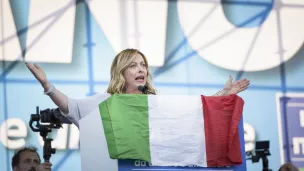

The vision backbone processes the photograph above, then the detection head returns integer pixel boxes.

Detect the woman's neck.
[125,88,143,94]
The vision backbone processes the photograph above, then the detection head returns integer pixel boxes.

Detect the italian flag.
[99,94,244,167]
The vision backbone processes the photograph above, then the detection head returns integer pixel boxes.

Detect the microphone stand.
[145,89,156,95]
[138,85,156,95]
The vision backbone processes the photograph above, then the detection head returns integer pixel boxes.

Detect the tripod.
[261,155,272,171]
[246,141,272,171]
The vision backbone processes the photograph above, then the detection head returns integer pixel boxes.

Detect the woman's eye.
[130,65,136,68]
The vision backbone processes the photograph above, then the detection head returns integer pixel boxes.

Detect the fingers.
[26,63,43,75]
[235,78,250,85]
[232,78,250,94]
[26,63,39,74]
[239,86,248,92]
[228,75,233,82]
[238,80,250,92]
[41,162,52,170]
[43,162,52,166]
[240,79,250,87]
[34,63,43,71]
[25,62,32,69]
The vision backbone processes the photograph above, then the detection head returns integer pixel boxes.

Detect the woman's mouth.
[135,76,145,82]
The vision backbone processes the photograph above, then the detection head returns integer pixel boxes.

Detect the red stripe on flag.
[201,94,244,167]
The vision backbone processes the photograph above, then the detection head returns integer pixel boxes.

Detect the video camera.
[29,106,71,162]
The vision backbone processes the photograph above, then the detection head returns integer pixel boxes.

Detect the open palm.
[224,76,250,95]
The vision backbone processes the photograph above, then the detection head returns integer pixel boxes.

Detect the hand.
[26,63,50,90]
[36,162,52,171]
[223,75,250,95]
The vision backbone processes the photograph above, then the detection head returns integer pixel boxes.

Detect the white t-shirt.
[61,93,111,127]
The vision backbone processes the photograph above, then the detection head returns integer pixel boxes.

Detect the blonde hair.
[106,49,156,94]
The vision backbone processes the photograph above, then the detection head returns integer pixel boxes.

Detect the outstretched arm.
[26,63,69,114]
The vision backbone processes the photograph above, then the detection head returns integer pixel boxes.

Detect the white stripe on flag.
[148,95,207,167]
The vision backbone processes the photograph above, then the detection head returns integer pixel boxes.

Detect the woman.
[26,49,250,127]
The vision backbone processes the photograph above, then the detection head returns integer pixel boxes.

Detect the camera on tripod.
[246,140,272,171]
[29,106,71,162]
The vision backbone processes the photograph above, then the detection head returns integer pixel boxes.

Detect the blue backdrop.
[1,0,304,171]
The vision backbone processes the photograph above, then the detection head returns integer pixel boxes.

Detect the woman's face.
[123,53,147,94]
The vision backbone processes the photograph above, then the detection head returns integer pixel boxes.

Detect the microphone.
[138,85,146,93]
[138,85,156,95]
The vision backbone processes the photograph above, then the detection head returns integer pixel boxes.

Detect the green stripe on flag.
[99,95,118,158]
[99,94,151,162]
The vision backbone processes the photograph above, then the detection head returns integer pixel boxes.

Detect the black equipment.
[246,141,272,171]
[138,85,156,95]
[29,106,71,162]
